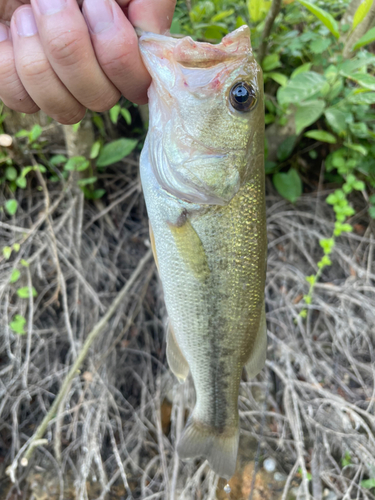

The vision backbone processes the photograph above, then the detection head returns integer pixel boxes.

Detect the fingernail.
[83,0,114,34]
[0,23,9,42]
[36,0,67,15]
[15,7,38,37]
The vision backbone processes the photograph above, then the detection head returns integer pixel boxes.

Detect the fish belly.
[140,140,267,478]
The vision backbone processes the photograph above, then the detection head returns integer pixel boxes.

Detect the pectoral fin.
[149,221,159,270]
[167,322,189,383]
[244,305,267,379]
[168,216,210,281]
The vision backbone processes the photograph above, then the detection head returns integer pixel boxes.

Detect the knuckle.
[99,49,132,80]
[19,56,51,82]
[48,29,86,67]
[55,107,86,125]
[1,93,39,114]
[0,55,16,86]
[88,91,120,113]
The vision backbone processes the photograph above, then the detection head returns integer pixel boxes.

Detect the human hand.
[0,0,176,123]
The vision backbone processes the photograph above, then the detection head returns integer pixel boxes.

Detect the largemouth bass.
[139,26,266,480]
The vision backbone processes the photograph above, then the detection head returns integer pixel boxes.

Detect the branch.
[343,1,375,58]
[6,248,153,476]
[258,0,282,64]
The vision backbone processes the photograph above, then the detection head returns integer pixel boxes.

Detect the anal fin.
[244,304,267,379]
[167,322,189,383]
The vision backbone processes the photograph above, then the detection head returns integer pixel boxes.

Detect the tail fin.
[177,418,239,479]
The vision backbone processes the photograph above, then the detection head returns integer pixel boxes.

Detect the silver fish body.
[139,26,266,479]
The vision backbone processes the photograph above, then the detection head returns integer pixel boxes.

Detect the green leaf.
[325,108,350,134]
[352,0,374,30]
[319,255,332,267]
[64,156,90,172]
[16,177,27,189]
[361,478,375,489]
[72,121,81,132]
[306,275,316,285]
[304,295,312,304]
[247,0,271,22]
[273,169,302,203]
[109,104,121,124]
[3,247,12,259]
[211,9,234,22]
[291,63,312,79]
[339,54,375,76]
[5,199,18,216]
[320,237,335,254]
[17,286,37,299]
[5,166,17,181]
[50,154,67,166]
[277,72,326,105]
[90,140,101,160]
[262,54,281,72]
[170,18,181,34]
[10,269,20,283]
[304,130,336,143]
[29,124,42,143]
[310,38,331,54]
[353,26,375,50]
[92,189,106,199]
[20,259,29,267]
[351,72,375,91]
[295,100,325,134]
[96,139,138,167]
[77,176,97,186]
[265,161,277,174]
[347,91,375,105]
[15,129,30,138]
[296,0,340,38]
[120,108,132,125]
[277,136,296,161]
[344,142,368,155]
[13,243,20,252]
[369,206,375,218]
[235,16,247,29]
[10,314,26,335]
[266,72,288,87]
[204,24,228,40]
[349,122,369,138]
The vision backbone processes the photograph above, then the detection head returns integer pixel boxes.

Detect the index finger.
[82,0,175,104]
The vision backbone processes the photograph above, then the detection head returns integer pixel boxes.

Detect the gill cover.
[139,27,262,206]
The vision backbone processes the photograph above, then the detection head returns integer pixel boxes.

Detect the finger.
[82,0,150,104]
[0,21,39,113]
[11,6,86,124]
[124,0,176,33]
[29,0,120,112]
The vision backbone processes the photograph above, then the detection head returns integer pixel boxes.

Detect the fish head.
[140,26,263,206]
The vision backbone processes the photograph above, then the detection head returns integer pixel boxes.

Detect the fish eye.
[229,82,257,112]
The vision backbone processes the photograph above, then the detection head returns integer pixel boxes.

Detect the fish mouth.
[139,25,252,70]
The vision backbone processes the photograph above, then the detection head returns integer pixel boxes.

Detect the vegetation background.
[1,0,375,498]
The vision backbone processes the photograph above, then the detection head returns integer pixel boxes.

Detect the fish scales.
[139,26,267,479]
